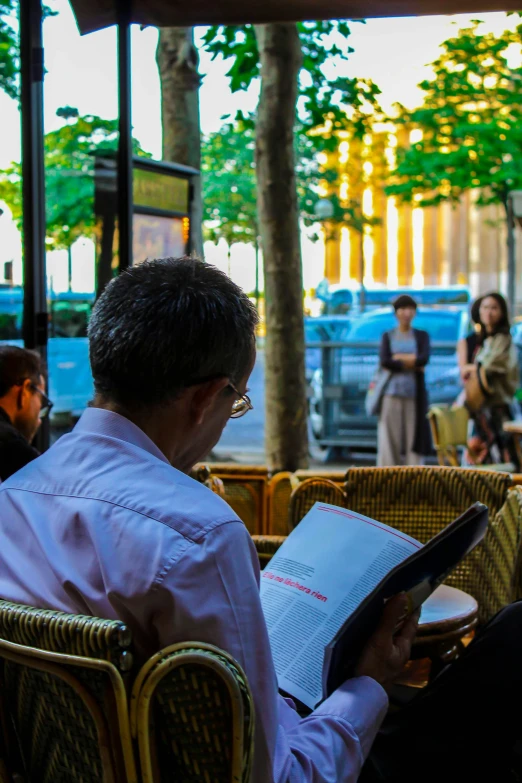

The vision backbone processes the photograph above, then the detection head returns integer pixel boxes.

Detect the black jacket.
[0,406,39,482]
[379,328,432,456]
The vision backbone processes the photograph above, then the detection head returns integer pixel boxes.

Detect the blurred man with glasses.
[0,345,52,481]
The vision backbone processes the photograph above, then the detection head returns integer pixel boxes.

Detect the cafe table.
[502,420,522,469]
[403,584,478,686]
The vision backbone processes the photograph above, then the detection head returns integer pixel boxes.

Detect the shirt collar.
[74,407,171,466]
[0,406,12,426]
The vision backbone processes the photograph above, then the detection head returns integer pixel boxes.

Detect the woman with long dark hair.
[458,292,519,467]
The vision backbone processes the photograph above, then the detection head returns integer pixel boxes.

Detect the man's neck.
[92,399,190,470]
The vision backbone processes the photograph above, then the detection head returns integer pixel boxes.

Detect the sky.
[0,4,518,292]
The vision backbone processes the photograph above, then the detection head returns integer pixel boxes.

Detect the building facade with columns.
[321,126,522,309]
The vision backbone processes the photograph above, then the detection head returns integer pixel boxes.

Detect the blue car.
[0,286,95,420]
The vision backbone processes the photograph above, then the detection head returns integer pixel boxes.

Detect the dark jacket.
[0,406,39,482]
[379,328,432,456]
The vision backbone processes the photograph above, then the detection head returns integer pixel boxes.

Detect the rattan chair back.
[130,642,254,783]
[287,466,520,622]
[428,406,469,466]
[191,465,226,498]
[0,600,137,783]
[289,478,347,532]
[251,535,287,568]
[210,464,269,535]
[192,464,269,534]
[267,472,296,535]
[342,466,518,622]
[342,466,511,540]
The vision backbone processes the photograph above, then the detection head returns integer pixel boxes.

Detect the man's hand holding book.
[355,594,420,693]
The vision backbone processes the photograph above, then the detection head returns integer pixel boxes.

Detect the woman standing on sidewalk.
[377,295,432,466]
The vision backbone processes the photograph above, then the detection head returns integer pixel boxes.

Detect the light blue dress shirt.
[0,408,387,783]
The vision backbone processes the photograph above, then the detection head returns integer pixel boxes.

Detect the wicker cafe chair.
[0,599,137,783]
[192,464,269,535]
[266,472,295,536]
[206,463,269,536]
[191,464,227,498]
[351,467,522,623]
[252,474,346,567]
[288,478,347,533]
[251,535,287,569]
[250,472,295,566]
[428,405,470,467]
[0,602,255,783]
[288,466,521,624]
[266,471,346,536]
[428,405,515,472]
[130,642,254,783]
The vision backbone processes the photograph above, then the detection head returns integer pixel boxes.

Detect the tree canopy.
[0,0,56,99]
[201,113,258,249]
[201,24,385,243]
[202,22,379,136]
[201,110,328,249]
[0,0,17,99]
[386,22,522,212]
[0,109,150,249]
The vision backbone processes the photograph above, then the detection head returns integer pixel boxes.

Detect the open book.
[260,501,488,710]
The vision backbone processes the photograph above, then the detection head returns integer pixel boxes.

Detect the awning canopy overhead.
[69,0,522,35]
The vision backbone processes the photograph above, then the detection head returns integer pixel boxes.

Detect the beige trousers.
[377,395,422,467]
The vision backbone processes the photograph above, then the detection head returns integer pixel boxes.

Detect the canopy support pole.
[117,7,133,273]
[20,0,49,449]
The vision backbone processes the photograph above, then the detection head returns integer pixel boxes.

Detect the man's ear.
[16,379,32,411]
[190,377,230,426]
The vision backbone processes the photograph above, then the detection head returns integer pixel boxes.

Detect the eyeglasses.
[184,375,253,419]
[228,383,253,419]
[30,384,54,419]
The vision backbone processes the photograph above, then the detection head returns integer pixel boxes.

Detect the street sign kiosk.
[94,154,199,296]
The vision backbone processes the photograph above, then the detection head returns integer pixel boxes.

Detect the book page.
[260,503,421,709]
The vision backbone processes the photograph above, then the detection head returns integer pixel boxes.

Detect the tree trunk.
[156,27,203,257]
[254,236,260,311]
[67,244,73,292]
[255,24,308,472]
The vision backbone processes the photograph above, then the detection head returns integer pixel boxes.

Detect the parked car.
[309,307,469,451]
[0,286,95,421]
[315,284,471,315]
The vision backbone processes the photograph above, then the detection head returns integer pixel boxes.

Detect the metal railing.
[307,340,459,450]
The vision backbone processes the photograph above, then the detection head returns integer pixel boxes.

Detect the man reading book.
[0,257,520,783]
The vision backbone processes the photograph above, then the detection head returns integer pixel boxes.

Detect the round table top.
[416,584,478,637]
[503,420,522,434]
